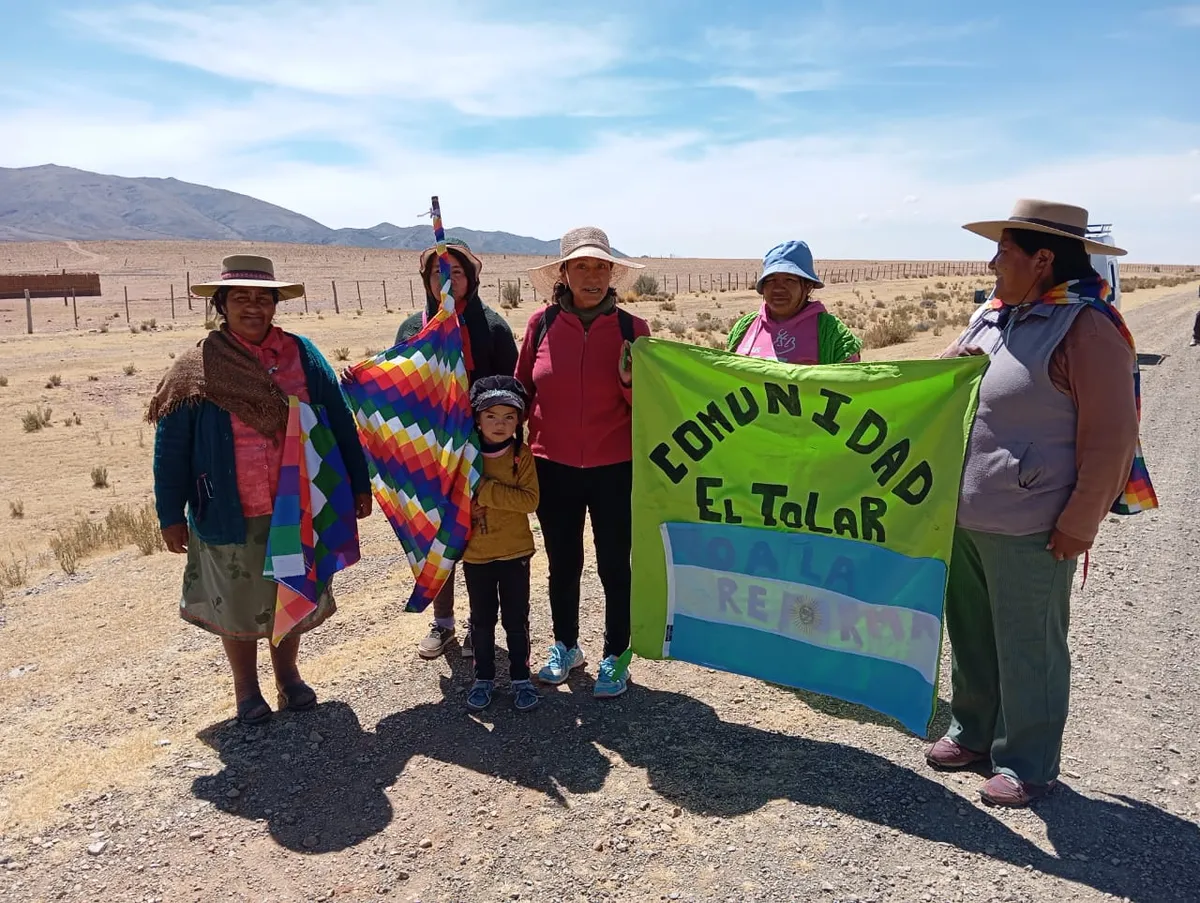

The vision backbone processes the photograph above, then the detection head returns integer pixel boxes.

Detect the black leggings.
[464,558,531,682]
[534,458,632,659]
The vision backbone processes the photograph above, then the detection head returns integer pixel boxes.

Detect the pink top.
[735,300,860,364]
[229,328,309,518]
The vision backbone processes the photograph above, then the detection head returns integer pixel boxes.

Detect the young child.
[463,375,541,712]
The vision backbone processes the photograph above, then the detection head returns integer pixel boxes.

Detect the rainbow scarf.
[341,307,481,612]
[990,277,1158,514]
[264,396,362,645]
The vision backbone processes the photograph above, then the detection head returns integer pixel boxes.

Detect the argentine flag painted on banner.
[630,340,987,735]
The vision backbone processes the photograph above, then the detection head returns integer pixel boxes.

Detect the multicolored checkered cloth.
[342,306,481,612]
[990,276,1158,514]
[264,396,362,645]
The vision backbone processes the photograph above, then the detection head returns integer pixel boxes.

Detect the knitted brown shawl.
[145,328,289,438]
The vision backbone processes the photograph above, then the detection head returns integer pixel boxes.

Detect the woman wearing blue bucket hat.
[726,241,861,364]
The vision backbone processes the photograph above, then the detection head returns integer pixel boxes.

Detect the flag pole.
[430,196,455,316]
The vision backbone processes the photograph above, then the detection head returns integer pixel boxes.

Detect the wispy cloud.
[1171,5,1200,26]
[69,1,640,117]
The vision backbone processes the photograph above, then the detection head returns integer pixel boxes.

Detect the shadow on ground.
[192,674,1200,902]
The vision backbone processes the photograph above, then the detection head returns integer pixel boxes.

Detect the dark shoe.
[276,680,317,712]
[466,679,494,712]
[418,624,455,660]
[236,692,272,726]
[512,679,541,712]
[926,737,988,770]
[980,774,1056,808]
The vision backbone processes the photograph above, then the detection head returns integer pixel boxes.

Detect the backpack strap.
[616,308,636,344]
[532,305,560,352]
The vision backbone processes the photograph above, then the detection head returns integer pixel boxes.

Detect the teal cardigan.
[152,334,370,545]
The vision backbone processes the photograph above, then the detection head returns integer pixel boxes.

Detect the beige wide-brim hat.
[191,254,306,300]
[419,238,483,277]
[963,199,1127,256]
[528,226,645,298]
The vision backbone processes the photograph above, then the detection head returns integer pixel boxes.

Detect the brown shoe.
[926,737,988,770]
[418,624,455,660]
[979,774,1056,808]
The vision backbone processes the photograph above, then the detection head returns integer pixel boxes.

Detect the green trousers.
[945,527,1076,785]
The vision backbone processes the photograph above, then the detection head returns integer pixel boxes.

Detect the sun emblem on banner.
[787,595,823,635]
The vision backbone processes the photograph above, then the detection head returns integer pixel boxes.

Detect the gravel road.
[2,290,1198,903]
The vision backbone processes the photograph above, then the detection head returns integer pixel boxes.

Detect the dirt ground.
[1,245,1198,902]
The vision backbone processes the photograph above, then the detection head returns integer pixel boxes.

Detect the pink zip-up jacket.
[516,305,651,469]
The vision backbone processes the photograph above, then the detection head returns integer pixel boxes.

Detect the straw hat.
[419,237,483,277]
[528,226,644,297]
[963,199,1126,256]
[191,255,306,300]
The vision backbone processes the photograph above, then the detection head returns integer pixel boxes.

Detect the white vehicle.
[974,222,1123,308]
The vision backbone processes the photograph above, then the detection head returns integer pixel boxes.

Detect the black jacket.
[394,294,518,384]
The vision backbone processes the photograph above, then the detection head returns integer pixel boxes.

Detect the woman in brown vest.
[927,200,1154,807]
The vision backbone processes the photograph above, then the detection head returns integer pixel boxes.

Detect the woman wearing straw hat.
[148,255,372,726]
[517,227,651,698]
[926,200,1154,807]
[726,240,862,364]
[394,237,519,662]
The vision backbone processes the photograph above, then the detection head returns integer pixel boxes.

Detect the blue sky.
[1,0,1199,260]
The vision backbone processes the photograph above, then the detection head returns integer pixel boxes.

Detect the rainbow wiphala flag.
[341,307,481,612]
[264,396,362,645]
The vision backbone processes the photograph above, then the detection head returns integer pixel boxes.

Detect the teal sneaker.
[593,654,629,699]
[536,642,586,685]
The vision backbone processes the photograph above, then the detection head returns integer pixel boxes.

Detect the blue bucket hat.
[756,240,824,293]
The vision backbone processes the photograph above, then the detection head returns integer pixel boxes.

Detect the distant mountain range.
[0,165,567,255]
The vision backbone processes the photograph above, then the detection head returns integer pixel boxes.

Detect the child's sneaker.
[512,679,541,712]
[594,655,629,698]
[461,625,474,659]
[418,624,455,660]
[465,679,494,711]
[537,642,586,685]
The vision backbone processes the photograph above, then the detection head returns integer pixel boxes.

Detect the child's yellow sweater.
[464,445,539,565]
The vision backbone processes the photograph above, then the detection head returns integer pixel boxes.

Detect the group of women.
[151,197,1147,810]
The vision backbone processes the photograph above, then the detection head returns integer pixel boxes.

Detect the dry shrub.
[667,320,687,337]
[88,374,99,382]
[501,281,522,308]
[632,274,660,297]
[864,312,916,349]
[334,347,351,362]
[46,374,62,388]
[22,406,52,433]
[9,499,24,518]
[99,322,110,334]
[364,348,380,359]
[0,548,28,590]
[659,300,677,312]
[91,466,109,489]
[0,374,7,386]
[650,317,664,331]
[50,501,164,575]
[123,363,137,376]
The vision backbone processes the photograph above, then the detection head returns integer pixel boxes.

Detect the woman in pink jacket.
[518,227,651,699]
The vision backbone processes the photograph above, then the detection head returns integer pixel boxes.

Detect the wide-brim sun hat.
[963,198,1126,256]
[191,254,306,300]
[528,226,644,298]
[756,240,825,292]
[419,237,483,277]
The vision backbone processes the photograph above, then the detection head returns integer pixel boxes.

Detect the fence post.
[170,284,175,319]
[332,280,340,313]
[25,289,32,335]
[71,288,78,329]
[688,274,692,292]
[302,284,309,313]
[382,280,389,309]
[409,279,415,308]
[186,271,193,310]
[124,286,130,324]
[356,280,363,310]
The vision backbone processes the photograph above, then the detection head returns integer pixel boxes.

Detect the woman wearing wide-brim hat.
[393,237,519,662]
[926,200,1156,807]
[516,227,651,699]
[148,255,373,725]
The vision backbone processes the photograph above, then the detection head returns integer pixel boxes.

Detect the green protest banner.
[630,339,987,734]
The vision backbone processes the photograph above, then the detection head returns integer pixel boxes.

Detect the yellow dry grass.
[0,239,1196,832]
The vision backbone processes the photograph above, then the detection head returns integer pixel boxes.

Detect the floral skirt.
[179,515,336,640]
